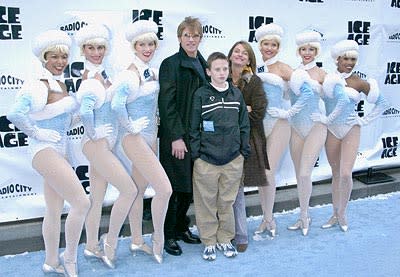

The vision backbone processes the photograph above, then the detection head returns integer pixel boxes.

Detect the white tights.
[325,126,360,220]
[83,139,138,249]
[289,123,327,221]
[258,119,291,222]
[124,135,172,255]
[32,147,90,267]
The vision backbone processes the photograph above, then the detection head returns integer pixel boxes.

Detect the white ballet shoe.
[130,242,153,255]
[59,252,78,277]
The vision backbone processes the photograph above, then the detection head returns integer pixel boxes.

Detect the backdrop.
[1,0,399,222]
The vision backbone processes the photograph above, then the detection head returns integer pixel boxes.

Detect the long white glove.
[346,115,368,126]
[267,105,301,119]
[32,126,62,143]
[267,107,291,119]
[310,113,329,125]
[127,116,150,134]
[93,124,113,140]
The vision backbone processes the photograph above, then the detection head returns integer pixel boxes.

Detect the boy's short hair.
[207,52,228,68]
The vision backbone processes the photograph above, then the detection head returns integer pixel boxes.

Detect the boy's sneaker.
[216,242,238,258]
[202,245,216,261]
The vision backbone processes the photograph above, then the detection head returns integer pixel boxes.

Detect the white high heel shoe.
[130,242,153,255]
[287,217,311,236]
[59,252,78,277]
[321,215,338,229]
[100,234,116,269]
[254,218,276,237]
[42,263,65,274]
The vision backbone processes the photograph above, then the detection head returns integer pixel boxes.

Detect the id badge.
[203,120,214,132]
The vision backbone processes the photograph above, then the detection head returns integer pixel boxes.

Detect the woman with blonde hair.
[75,23,145,269]
[286,30,327,235]
[111,19,172,264]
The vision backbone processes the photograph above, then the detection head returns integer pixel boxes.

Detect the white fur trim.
[257,72,285,89]
[331,40,359,61]
[140,80,159,97]
[16,80,48,112]
[295,31,321,46]
[74,24,110,51]
[125,20,158,42]
[76,79,106,109]
[344,87,360,102]
[255,23,283,43]
[309,78,322,95]
[32,30,71,58]
[112,69,140,95]
[366,78,380,103]
[323,73,346,98]
[289,69,312,96]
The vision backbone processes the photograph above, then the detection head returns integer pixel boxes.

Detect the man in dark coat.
[158,16,208,256]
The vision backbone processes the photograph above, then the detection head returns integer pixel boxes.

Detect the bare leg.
[123,134,172,257]
[32,148,90,271]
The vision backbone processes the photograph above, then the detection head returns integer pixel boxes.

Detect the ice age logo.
[248,16,273,43]
[0,6,22,40]
[0,115,28,148]
[381,136,398,159]
[347,21,370,45]
[132,9,163,40]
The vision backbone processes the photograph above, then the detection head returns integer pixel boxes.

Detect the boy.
[189,52,250,261]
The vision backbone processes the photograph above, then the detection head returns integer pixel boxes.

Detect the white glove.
[347,115,368,126]
[310,113,329,125]
[127,116,150,134]
[93,124,113,140]
[267,107,290,119]
[32,126,62,143]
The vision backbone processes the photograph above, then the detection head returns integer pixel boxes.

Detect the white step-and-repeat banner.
[1,0,399,222]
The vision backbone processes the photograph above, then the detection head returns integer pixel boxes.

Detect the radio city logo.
[132,9,163,40]
[388,32,400,42]
[384,62,400,85]
[0,115,28,148]
[0,179,35,199]
[74,165,90,194]
[347,21,370,45]
[202,24,225,39]
[0,73,24,91]
[354,70,367,80]
[60,20,87,36]
[248,16,273,43]
[0,6,22,40]
[381,136,397,159]
[391,0,400,8]
[383,107,400,117]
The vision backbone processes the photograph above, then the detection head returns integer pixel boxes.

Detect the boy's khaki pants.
[192,155,244,246]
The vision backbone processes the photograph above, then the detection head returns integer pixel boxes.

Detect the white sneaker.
[216,242,238,258]
[202,245,216,261]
